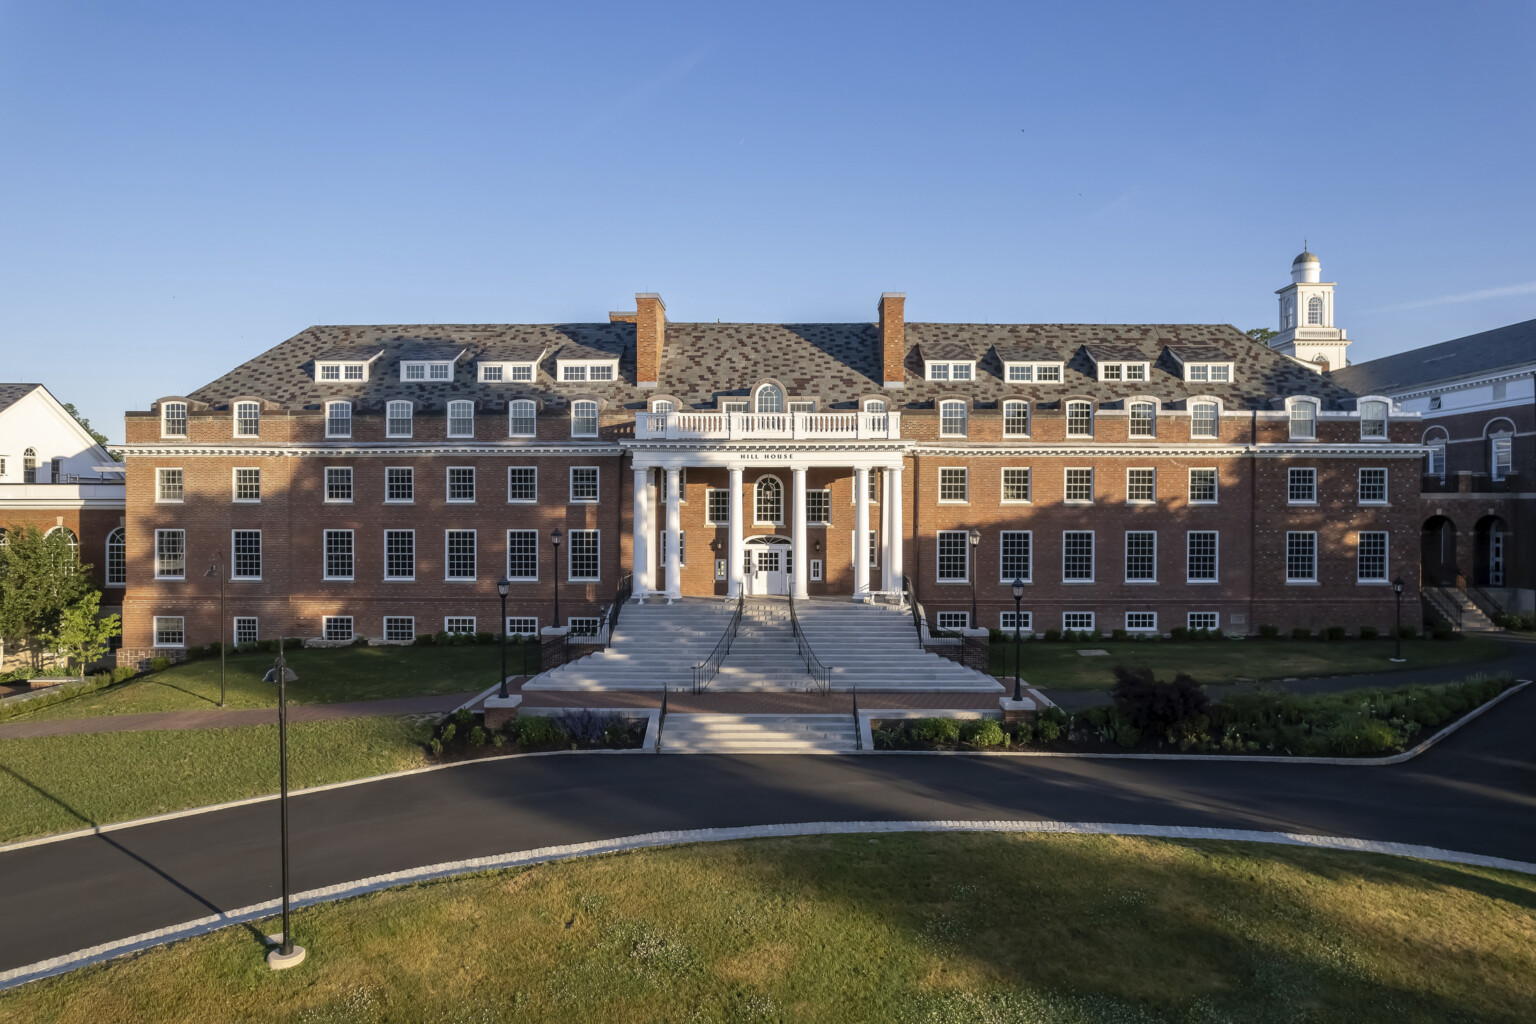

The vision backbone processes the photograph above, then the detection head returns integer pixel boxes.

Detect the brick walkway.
[0,693,477,740]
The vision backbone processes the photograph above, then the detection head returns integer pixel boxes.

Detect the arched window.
[1129,401,1156,438]
[509,400,536,437]
[755,384,784,414]
[106,527,126,585]
[234,401,260,437]
[1359,400,1388,439]
[1284,302,1295,329]
[1190,401,1219,439]
[447,400,475,438]
[1487,419,1516,480]
[863,399,887,414]
[570,400,598,438]
[325,401,352,438]
[1289,400,1317,440]
[1423,427,1448,477]
[1003,400,1029,437]
[939,400,967,437]
[651,400,674,416]
[1307,296,1324,325]
[22,447,37,484]
[755,475,783,524]
[1066,401,1093,438]
[386,401,414,438]
[46,526,79,559]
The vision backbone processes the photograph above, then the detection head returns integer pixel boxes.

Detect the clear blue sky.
[3,1,1533,442]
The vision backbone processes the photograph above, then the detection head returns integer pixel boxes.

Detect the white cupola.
[1268,247,1349,373]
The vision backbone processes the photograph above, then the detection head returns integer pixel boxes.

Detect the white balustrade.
[635,410,899,441]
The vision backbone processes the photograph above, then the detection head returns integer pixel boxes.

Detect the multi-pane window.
[157,468,184,502]
[322,364,343,380]
[570,467,599,502]
[1492,436,1513,479]
[706,488,730,525]
[571,400,598,438]
[1359,400,1388,439]
[235,617,259,645]
[509,400,536,437]
[344,364,364,380]
[927,362,974,381]
[326,401,352,438]
[234,401,260,437]
[1287,468,1317,504]
[937,531,969,582]
[232,530,262,579]
[155,529,185,579]
[809,559,823,581]
[936,611,970,630]
[1002,467,1030,503]
[848,530,877,568]
[1000,531,1031,582]
[506,617,538,637]
[588,364,614,382]
[1289,401,1316,439]
[507,530,538,581]
[1427,441,1446,477]
[404,363,425,380]
[938,467,968,502]
[1187,364,1230,383]
[755,384,784,413]
[1286,532,1317,583]
[323,616,354,641]
[233,468,261,502]
[1000,611,1032,633]
[445,617,476,635]
[1358,468,1387,504]
[445,530,477,580]
[326,466,353,502]
[1189,468,1217,503]
[1187,531,1218,582]
[387,401,413,438]
[386,467,414,503]
[106,528,126,585]
[481,364,504,382]
[568,530,600,581]
[508,467,537,503]
[448,467,475,502]
[1126,468,1155,503]
[510,364,533,381]
[447,400,475,438]
[569,616,602,635]
[1003,401,1030,436]
[1188,612,1219,632]
[1357,532,1388,582]
[939,401,967,437]
[806,489,831,525]
[429,363,451,380]
[153,616,185,647]
[1190,402,1218,438]
[1065,468,1093,503]
[384,617,415,642]
[755,477,783,523]
[161,402,188,437]
[1125,612,1157,632]
[1066,401,1093,437]
[1062,531,1094,582]
[1129,402,1156,438]
[1125,531,1156,582]
[1063,611,1095,632]
[1307,296,1324,325]
[384,530,415,580]
[325,530,355,580]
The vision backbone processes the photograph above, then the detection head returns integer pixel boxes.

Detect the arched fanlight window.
[22,447,37,483]
[754,384,784,414]
[570,400,598,438]
[46,526,79,559]
[1289,399,1317,439]
[863,399,887,414]
[1307,296,1324,325]
[755,475,783,524]
[447,400,475,438]
[1359,400,1388,439]
[1129,401,1156,438]
[107,527,126,585]
[508,400,536,437]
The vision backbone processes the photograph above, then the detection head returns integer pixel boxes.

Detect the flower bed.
[426,707,646,761]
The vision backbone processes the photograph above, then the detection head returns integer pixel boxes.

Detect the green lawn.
[11,643,535,722]
[0,717,430,842]
[3,832,1533,1023]
[991,635,1510,690]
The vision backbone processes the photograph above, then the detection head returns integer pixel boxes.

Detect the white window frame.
[505,617,538,637]
[444,529,477,581]
[705,487,730,526]
[1288,399,1318,440]
[1188,468,1218,504]
[569,466,600,503]
[568,616,602,635]
[233,401,260,438]
[154,529,185,580]
[1125,611,1158,633]
[1066,401,1093,438]
[506,529,539,582]
[386,401,414,438]
[447,466,476,504]
[160,402,188,438]
[444,617,477,636]
[936,611,970,630]
[106,527,126,585]
[1002,400,1030,437]
[1125,467,1156,504]
[324,529,355,581]
[1359,399,1389,440]
[1188,612,1219,632]
[1000,610,1032,633]
[999,530,1031,584]
[480,362,535,383]
[1064,467,1093,504]
[567,529,601,582]
[1357,531,1389,584]
[570,400,599,438]
[230,529,262,581]
[384,529,415,581]
[1184,363,1234,384]
[325,401,352,439]
[1004,361,1064,383]
[939,400,968,438]
[507,466,537,504]
[1285,531,1317,584]
[400,361,454,382]
[1124,531,1157,583]
[1358,467,1388,505]
[1062,611,1095,633]
[938,467,968,504]
[936,530,969,584]
[754,475,784,525]
[385,466,414,504]
[806,489,831,526]
[153,616,186,648]
[810,559,823,582]
[156,467,184,503]
[1189,400,1219,439]
[1128,400,1157,438]
[849,530,878,568]
[1062,530,1095,583]
[558,359,618,383]
[1186,531,1219,583]
[325,466,354,504]
[322,616,354,642]
[1287,467,1317,505]
[508,400,537,438]
[925,361,976,382]
[232,467,261,503]
[447,400,475,439]
[1001,467,1031,504]
[234,616,259,646]
[1097,361,1150,383]
[1491,434,1513,480]
[384,616,415,642]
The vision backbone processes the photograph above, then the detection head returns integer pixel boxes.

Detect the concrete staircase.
[794,599,1003,692]
[660,713,857,753]
[707,600,820,692]
[522,597,731,691]
[1426,587,1502,632]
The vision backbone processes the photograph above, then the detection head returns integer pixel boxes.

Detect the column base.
[266,938,307,970]
[999,696,1036,723]
[484,694,523,731]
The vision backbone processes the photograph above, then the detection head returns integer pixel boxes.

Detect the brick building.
[116,254,1424,662]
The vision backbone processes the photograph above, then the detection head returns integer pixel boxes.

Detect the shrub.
[434,631,451,647]
[1318,716,1401,757]
[1110,714,1141,748]
[259,639,277,652]
[1359,625,1379,641]
[440,722,457,745]
[988,628,1008,643]
[149,656,170,672]
[468,725,486,747]
[415,633,436,646]
[1111,666,1209,735]
[475,631,495,646]
[428,737,442,756]
[1325,626,1346,642]
[1043,629,1062,643]
[960,718,1007,748]
[492,732,507,749]
[556,709,624,748]
[909,717,962,745]
[1035,718,1062,742]
[111,665,138,684]
[1169,626,1189,643]
[1259,624,1279,639]
[1291,627,1312,641]
[1110,628,1127,642]
[515,715,570,748]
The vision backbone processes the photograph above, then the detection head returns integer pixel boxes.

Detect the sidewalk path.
[0,693,476,741]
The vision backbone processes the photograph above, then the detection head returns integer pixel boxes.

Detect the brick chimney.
[878,292,906,388]
[634,292,665,388]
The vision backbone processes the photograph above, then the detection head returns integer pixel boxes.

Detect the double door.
[748,547,789,595]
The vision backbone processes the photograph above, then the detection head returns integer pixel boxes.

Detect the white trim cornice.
[1378,366,1534,402]
[114,443,625,458]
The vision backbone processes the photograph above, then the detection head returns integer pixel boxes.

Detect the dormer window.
[387,401,414,438]
[402,361,453,381]
[234,401,260,437]
[161,402,188,438]
[1004,362,1064,383]
[1097,362,1149,383]
[1066,401,1093,438]
[755,383,784,414]
[926,361,974,381]
[558,360,618,383]
[479,362,536,383]
[447,400,475,438]
[326,401,352,439]
[1359,400,1389,440]
[1289,400,1317,440]
[317,361,373,382]
[1185,363,1233,383]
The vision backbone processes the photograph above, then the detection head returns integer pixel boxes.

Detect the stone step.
[660,714,857,753]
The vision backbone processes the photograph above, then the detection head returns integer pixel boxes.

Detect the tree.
[1244,327,1278,344]
[43,591,120,671]
[62,402,118,461]
[0,524,94,651]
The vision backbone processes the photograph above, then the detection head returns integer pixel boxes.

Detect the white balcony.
[634,411,901,441]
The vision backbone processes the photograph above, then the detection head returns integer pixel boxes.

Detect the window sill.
[1356,580,1391,586]
[323,577,354,582]
[997,579,1033,586]
[508,499,537,505]
[1285,581,1319,586]
[232,499,261,505]
[444,578,479,583]
[1186,579,1220,584]
[1358,501,1389,506]
[323,500,354,505]
[385,500,415,505]
[569,499,598,504]
[230,577,262,583]
[154,576,185,581]
[155,500,184,505]
[1125,579,1158,585]
[1187,500,1218,506]
[1001,499,1032,505]
[1125,500,1156,506]
[937,500,969,505]
[935,579,970,585]
[1064,500,1094,506]
[1062,579,1095,585]
[446,499,477,504]
[1286,502,1318,507]
[384,578,415,583]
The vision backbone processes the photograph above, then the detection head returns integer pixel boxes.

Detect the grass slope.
[990,636,1508,690]
[0,717,429,842]
[2,833,1533,1023]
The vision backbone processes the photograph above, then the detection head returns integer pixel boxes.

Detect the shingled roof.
[0,383,41,416]
[1330,318,1536,395]
[185,321,1361,413]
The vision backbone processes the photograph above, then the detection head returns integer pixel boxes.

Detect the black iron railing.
[1422,590,1462,632]
[693,590,744,694]
[902,575,921,637]
[607,572,634,638]
[851,684,862,751]
[787,590,832,694]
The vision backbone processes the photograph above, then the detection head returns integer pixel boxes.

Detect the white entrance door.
[751,548,787,596]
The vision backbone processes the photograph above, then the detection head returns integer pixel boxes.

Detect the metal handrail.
[607,573,634,638]
[787,590,832,694]
[851,684,862,751]
[692,590,744,694]
[1422,589,1462,632]
[902,575,921,638]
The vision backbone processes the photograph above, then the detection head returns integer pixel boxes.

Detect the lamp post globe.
[1010,577,1025,703]
[496,577,512,699]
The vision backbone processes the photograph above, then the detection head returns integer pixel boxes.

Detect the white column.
[879,468,892,593]
[727,466,745,599]
[792,467,809,598]
[854,466,871,597]
[633,467,652,599]
[664,467,682,601]
[888,465,904,590]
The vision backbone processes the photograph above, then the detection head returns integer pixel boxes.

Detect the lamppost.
[203,562,226,706]
[968,529,981,627]
[261,641,303,969]
[1391,576,1406,662]
[1011,577,1025,702]
[496,576,511,699]
[550,527,563,632]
